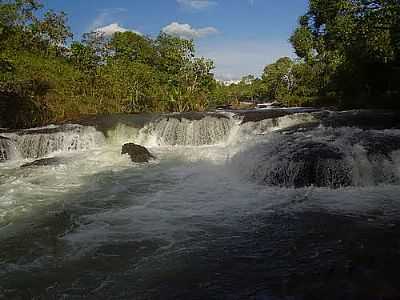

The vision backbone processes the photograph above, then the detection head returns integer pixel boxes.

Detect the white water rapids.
[1,110,400,299]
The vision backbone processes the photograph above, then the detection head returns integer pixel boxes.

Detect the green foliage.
[109,32,157,65]
[289,0,400,107]
[0,0,217,128]
[262,57,294,101]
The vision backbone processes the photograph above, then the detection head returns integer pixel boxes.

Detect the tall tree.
[262,57,294,101]
[290,0,400,106]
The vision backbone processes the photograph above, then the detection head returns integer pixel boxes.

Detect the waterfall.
[236,113,318,141]
[106,123,141,145]
[135,115,236,146]
[109,112,317,147]
[231,126,400,188]
[0,137,18,162]
[3,110,400,189]
[1,125,105,160]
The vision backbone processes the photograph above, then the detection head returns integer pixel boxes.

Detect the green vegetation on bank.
[222,0,400,108]
[1,0,399,128]
[0,0,215,128]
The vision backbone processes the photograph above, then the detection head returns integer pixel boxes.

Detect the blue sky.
[42,0,308,80]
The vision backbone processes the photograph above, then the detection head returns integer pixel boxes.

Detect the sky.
[41,0,309,80]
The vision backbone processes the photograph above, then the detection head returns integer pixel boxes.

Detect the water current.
[1,109,400,299]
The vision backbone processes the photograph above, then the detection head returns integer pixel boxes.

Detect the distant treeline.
[1,0,399,128]
[221,0,400,108]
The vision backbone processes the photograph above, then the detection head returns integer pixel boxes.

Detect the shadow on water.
[1,160,400,300]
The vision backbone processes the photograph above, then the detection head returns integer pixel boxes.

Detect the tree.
[290,0,400,107]
[109,32,156,65]
[155,33,194,76]
[31,10,72,53]
[262,57,294,101]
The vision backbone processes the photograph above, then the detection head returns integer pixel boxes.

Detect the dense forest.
[1,0,399,128]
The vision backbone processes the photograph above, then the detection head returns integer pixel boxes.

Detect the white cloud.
[95,23,141,37]
[177,0,217,10]
[162,22,218,39]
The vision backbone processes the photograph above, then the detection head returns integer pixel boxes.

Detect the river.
[1,109,400,299]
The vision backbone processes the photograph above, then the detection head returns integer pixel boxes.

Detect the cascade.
[231,126,400,188]
[136,115,236,146]
[105,112,318,147]
[0,136,18,162]
[1,124,105,160]
[2,110,400,189]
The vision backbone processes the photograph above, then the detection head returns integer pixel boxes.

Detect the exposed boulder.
[121,143,155,163]
[353,132,400,158]
[264,141,351,188]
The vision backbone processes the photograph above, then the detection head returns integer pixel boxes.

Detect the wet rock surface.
[20,157,67,168]
[264,141,351,188]
[162,112,230,122]
[238,108,319,124]
[121,143,155,163]
[319,110,400,130]
[354,132,400,157]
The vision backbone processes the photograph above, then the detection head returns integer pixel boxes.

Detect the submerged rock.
[264,141,351,188]
[121,143,155,163]
[354,132,400,157]
[21,157,67,168]
[234,137,352,189]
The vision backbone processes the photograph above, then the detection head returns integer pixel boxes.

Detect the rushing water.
[1,110,400,299]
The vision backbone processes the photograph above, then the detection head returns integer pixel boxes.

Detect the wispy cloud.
[176,0,217,10]
[95,23,141,37]
[162,22,219,39]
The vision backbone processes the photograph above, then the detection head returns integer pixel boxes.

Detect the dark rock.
[355,132,400,157]
[238,108,319,124]
[320,110,400,130]
[121,143,155,163]
[264,141,351,188]
[163,112,229,122]
[239,110,294,123]
[21,157,66,168]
